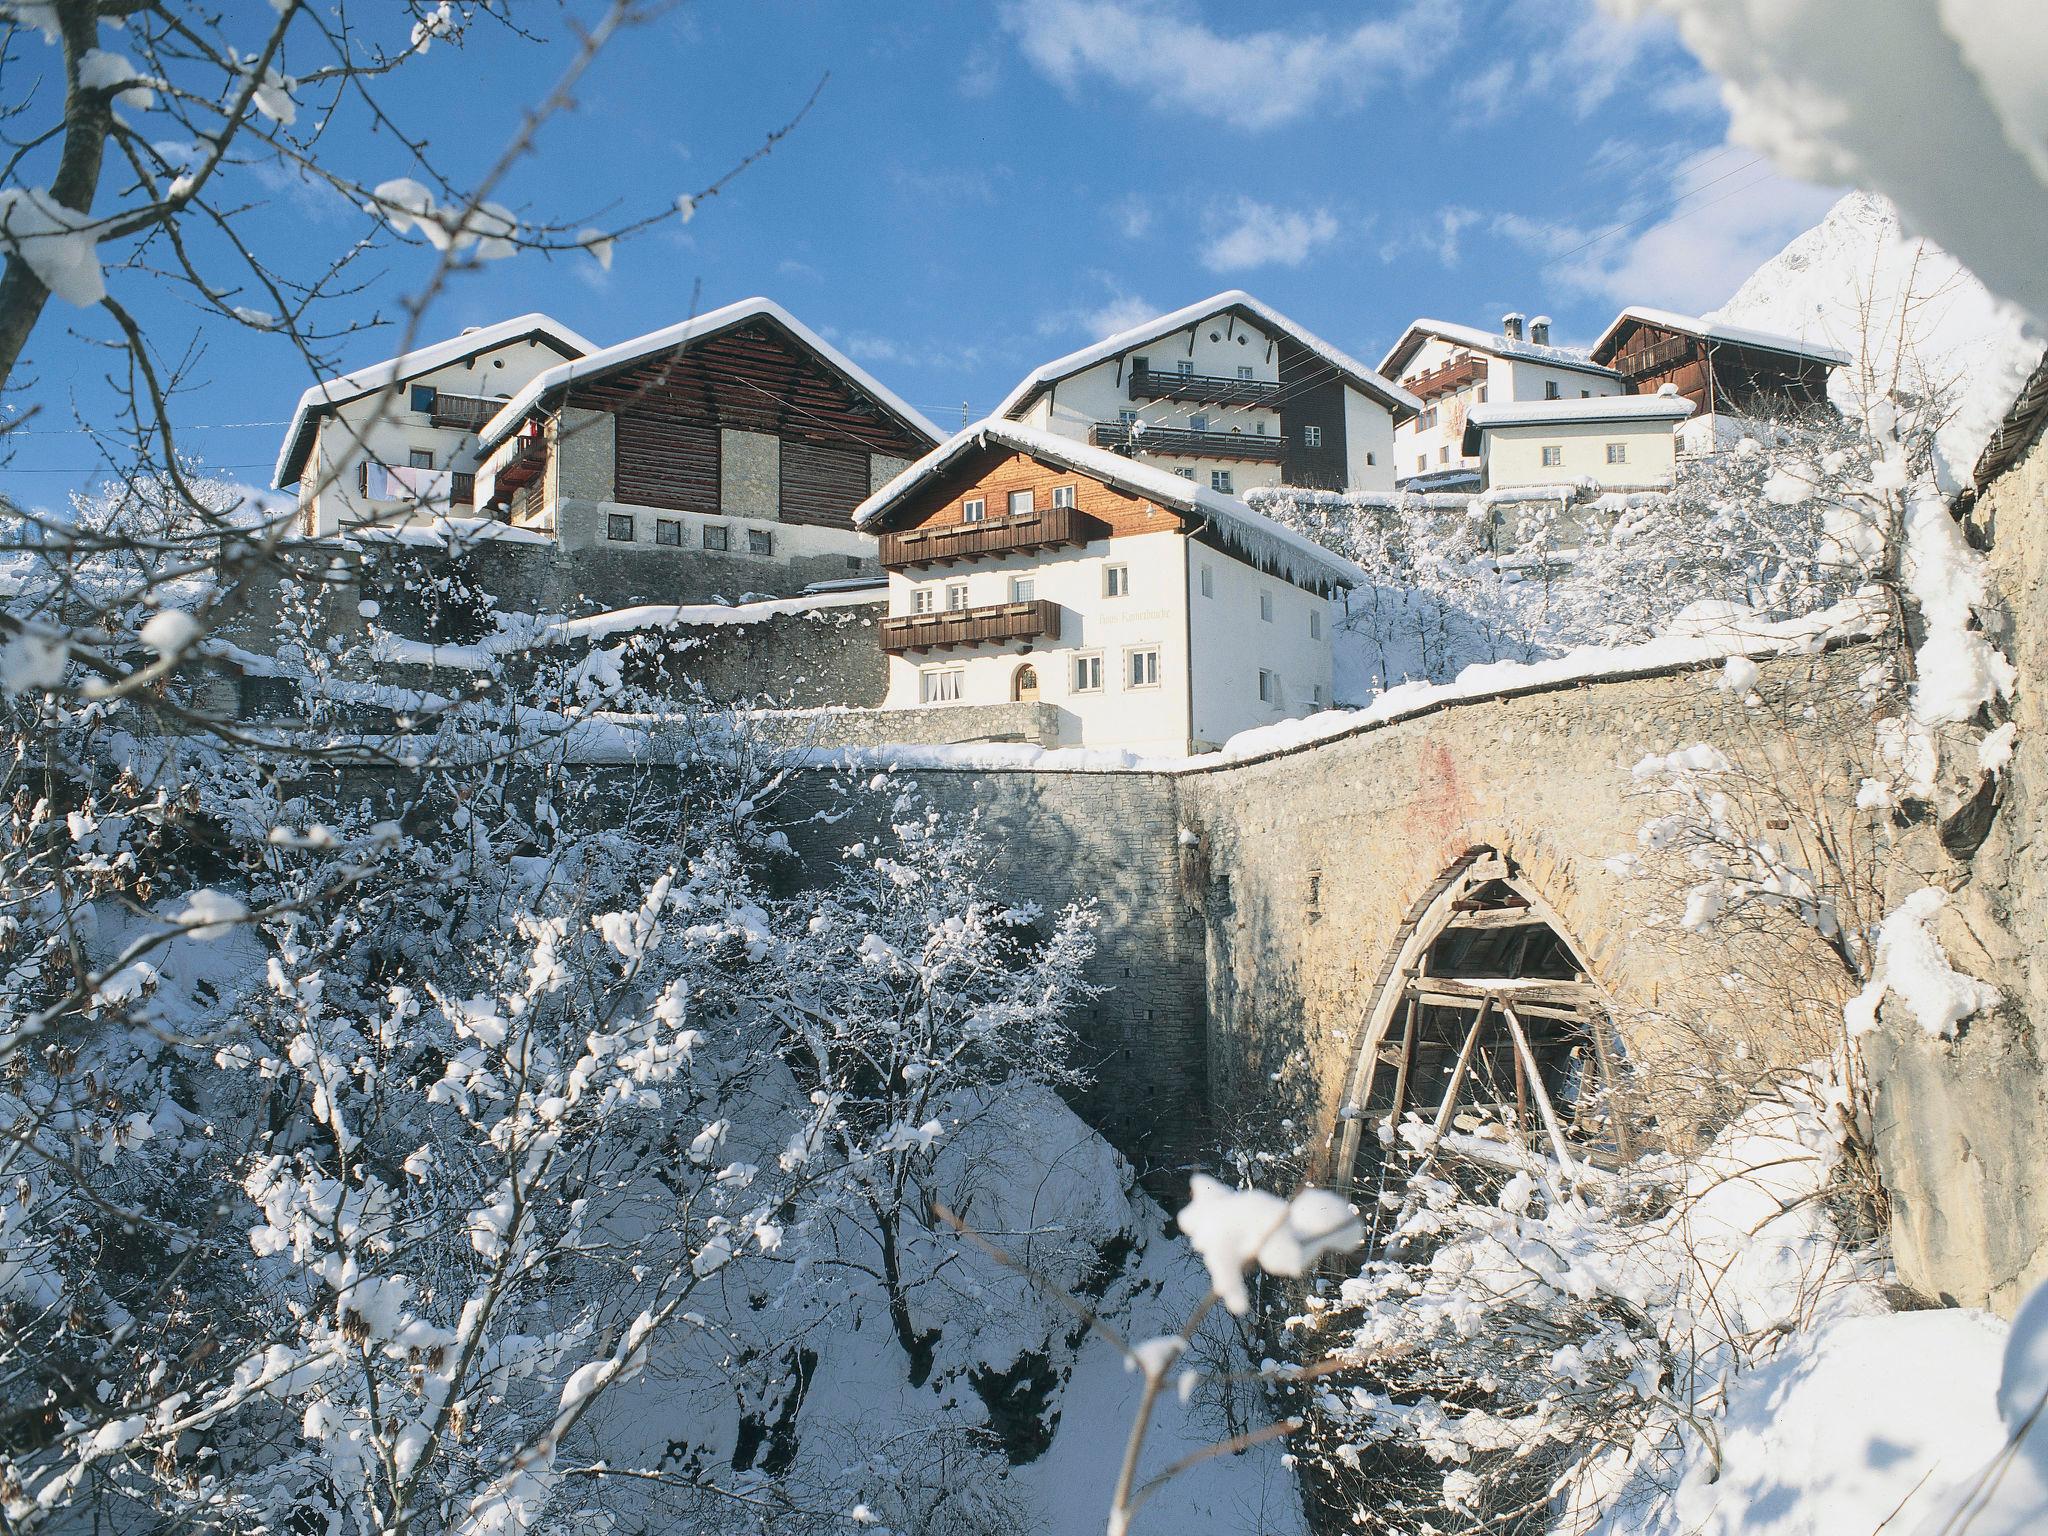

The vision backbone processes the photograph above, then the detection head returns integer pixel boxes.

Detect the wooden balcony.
[1128,365,1280,408]
[1404,353,1486,401]
[1091,421,1287,463]
[1611,333,1695,377]
[429,391,508,430]
[880,599,1060,655]
[879,504,1108,569]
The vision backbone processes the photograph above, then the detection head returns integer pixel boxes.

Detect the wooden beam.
[1441,908,1552,931]
[1501,1004,1579,1178]
[1428,998,1492,1147]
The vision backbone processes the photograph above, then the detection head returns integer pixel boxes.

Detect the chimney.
[1501,311,1525,341]
[1529,315,1552,345]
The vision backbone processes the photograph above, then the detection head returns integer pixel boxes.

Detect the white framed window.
[1302,424,1323,448]
[1126,647,1161,689]
[1199,564,1214,599]
[1236,364,1254,380]
[1541,445,1562,467]
[919,667,965,704]
[1210,469,1233,493]
[1309,609,1322,640]
[1104,564,1129,598]
[962,497,986,523]
[1188,413,1209,432]
[1418,407,1437,430]
[945,582,969,611]
[1009,575,1035,602]
[1606,442,1628,464]
[1545,380,1561,399]
[1258,668,1281,705]
[1175,467,1196,480]
[912,586,935,614]
[1176,359,1194,377]
[1072,653,1104,693]
[408,448,435,469]
[1118,408,1139,425]
[1007,489,1033,517]
[1259,590,1274,622]
[1052,483,1076,508]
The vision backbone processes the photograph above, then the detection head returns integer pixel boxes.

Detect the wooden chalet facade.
[1589,307,1846,417]
[473,298,940,598]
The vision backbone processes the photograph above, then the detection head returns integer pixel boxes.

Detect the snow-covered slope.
[1708,191,2041,482]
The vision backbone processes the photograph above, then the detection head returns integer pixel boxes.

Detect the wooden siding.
[880,447,1185,545]
[1277,336,1349,490]
[1602,320,1833,416]
[616,414,718,513]
[779,440,868,528]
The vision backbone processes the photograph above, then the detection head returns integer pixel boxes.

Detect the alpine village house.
[854,420,1361,757]
[995,292,1419,497]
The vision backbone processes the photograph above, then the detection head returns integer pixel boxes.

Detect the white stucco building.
[1377,314,1627,487]
[275,314,594,536]
[855,420,1360,757]
[996,292,1415,497]
[1462,393,1697,490]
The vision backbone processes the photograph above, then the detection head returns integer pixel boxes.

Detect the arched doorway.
[1012,663,1040,703]
[1338,847,1631,1211]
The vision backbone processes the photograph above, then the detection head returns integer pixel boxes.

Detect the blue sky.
[1,0,1842,510]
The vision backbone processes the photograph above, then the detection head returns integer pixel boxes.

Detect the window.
[1545,380,1561,400]
[1366,451,1376,466]
[962,497,986,523]
[1309,609,1322,640]
[1211,470,1233,493]
[1126,647,1161,688]
[1009,575,1035,602]
[1259,590,1274,623]
[1418,407,1438,430]
[656,518,682,546]
[1176,359,1194,377]
[1581,389,1591,399]
[1255,420,1267,434]
[1118,408,1139,426]
[1104,564,1130,597]
[408,448,434,469]
[1133,355,1149,375]
[1302,424,1323,448]
[409,384,435,413]
[1606,442,1628,465]
[1199,564,1214,598]
[1237,365,1255,381]
[1007,489,1033,517]
[1313,684,1328,707]
[703,524,730,551]
[1477,385,1488,403]
[1439,446,1449,463]
[1258,668,1281,705]
[1188,413,1209,432]
[945,582,969,611]
[606,513,634,542]
[919,667,964,704]
[1175,467,1196,480]
[1072,653,1104,692]
[1052,484,1076,508]
[1417,455,1427,473]
[748,528,774,556]
[912,586,935,614]
[1541,445,1562,467]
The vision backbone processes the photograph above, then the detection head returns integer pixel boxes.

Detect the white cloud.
[1111,194,1153,240]
[1001,0,1454,131]
[1494,146,1841,313]
[1379,206,1482,267]
[1202,199,1339,272]
[1037,274,1158,341]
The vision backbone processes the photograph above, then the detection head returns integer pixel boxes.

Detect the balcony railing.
[1128,364,1280,407]
[1611,334,1695,377]
[879,504,1109,569]
[880,599,1060,655]
[1090,421,1287,463]
[1404,353,1487,401]
[429,391,509,430]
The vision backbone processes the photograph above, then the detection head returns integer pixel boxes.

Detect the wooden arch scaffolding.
[1334,847,1634,1206]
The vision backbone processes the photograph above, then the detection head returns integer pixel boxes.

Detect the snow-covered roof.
[994,291,1420,421]
[854,418,1366,595]
[1590,306,1853,367]
[273,314,594,487]
[1377,318,1622,382]
[475,296,942,452]
[1466,394,1698,432]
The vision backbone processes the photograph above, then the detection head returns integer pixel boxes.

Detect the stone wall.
[1867,413,2048,1316]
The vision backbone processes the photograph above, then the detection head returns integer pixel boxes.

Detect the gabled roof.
[1377,318,1622,383]
[1462,393,1695,456]
[1972,348,2048,490]
[475,296,942,453]
[854,418,1366,595]
[995,291,1419,421]
[1590,306,1852,367]
[273,313,593,488]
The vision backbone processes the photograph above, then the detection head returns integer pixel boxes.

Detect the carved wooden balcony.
[428,391,508,430]
[879,599,1060,654]
[1090,421,1287,462]
[879,504,1108,569]
[1403,353,1487,401]
[1128,364,1280,407]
